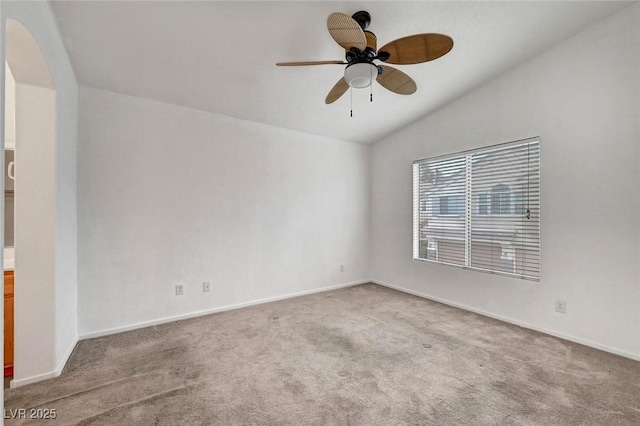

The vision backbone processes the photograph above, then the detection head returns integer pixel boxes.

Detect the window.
[420,239,438,261]
[438,195,464,215]
[500,247,516,274]
[413,137,540,280]
[477,188,514,215]
[490,184,512,215]
[478,193,489,215]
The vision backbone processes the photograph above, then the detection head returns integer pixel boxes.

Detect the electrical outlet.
[555,300,566,313]
[175,284,184,296]
[340,264,344,272]
[203,281,211,292]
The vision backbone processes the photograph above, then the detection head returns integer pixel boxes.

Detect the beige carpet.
[5,283,640,425]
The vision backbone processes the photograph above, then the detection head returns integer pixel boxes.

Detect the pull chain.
[350,87,353,117]
[370,66,373,102]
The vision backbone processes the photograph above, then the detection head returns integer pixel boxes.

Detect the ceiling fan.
[276,11,453,105]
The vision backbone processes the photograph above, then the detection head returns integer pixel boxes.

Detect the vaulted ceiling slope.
[51,1,632,144]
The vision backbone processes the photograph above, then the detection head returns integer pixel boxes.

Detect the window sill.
[413,257,539,282]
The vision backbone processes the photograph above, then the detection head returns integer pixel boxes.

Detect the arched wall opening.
[4,18,58,387]
[0,1,78,395]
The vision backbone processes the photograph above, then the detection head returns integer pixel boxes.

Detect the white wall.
[371,4,640,359]
[77,87,370,336]
[14,83,56,380]
[0,1,78,387]
[4,63,15,147]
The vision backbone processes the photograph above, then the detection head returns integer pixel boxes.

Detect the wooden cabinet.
[4,270,14,377]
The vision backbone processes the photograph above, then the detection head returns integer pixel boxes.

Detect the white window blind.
[413,137,540,281]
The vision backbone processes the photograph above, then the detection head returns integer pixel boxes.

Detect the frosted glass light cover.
[344,63,376,89]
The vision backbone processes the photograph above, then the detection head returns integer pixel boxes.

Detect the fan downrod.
[351,11,371,30]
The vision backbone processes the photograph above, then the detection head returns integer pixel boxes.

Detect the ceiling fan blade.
[276,60,345,66]
[376,65,417,95]
[325,77,349,104]
[364,31,377,51]
[327,13,367,51]
[378,33,453,65]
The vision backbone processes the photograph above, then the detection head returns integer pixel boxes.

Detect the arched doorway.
[4,18,57,387]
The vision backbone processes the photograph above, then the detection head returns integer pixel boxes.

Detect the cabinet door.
[4,271,14,372]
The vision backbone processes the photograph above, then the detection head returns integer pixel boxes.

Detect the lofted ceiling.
[50,1,632,144]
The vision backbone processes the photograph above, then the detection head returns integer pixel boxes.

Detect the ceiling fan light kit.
[344,62,377,89]
[276,10,453,112]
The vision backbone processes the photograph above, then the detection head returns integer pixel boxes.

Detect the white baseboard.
[11,334,79,388]
[10,370,58,389]
[372,279,640,362]
[80,280,370,340]
[56,334,79,374]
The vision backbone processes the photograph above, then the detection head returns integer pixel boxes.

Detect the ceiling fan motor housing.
[351,11,371,30]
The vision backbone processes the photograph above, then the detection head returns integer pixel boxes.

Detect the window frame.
[412,137,541,282]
